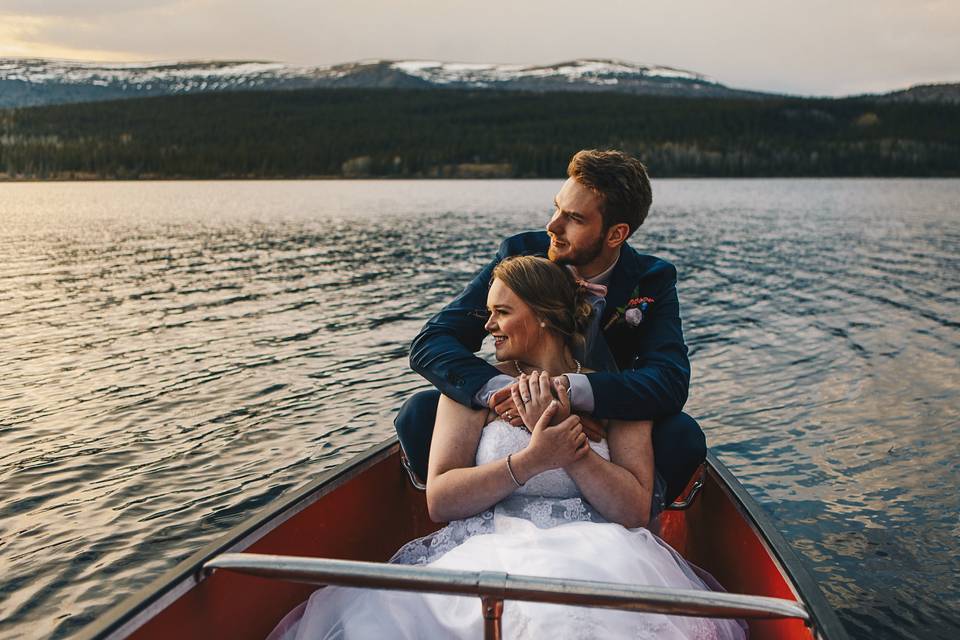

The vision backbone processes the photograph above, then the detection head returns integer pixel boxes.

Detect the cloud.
[0,1,231,61]
[0,14,144,59]
[0,0,188,18]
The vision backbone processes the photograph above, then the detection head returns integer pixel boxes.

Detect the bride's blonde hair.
[491,256,593,350]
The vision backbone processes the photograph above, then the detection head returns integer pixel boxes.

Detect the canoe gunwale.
[75,438,400,640]
[705,452,850,640]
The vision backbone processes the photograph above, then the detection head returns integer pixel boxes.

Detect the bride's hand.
[512,370,571,429]
[523,401,590,473]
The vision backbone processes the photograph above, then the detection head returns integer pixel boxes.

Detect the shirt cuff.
[474,374,516,408]
[565,373,595,413]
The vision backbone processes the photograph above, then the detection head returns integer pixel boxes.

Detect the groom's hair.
[567,150,652,237]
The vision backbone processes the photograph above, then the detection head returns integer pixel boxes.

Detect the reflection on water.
[1,179,958,639]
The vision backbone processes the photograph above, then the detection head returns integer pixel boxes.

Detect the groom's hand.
[578,415,606,442]
[489,385,524,427]
[550,374,604,442]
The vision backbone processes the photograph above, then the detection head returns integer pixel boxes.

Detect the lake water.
[1,179,957,639]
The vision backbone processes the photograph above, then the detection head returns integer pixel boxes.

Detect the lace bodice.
[391,419,611,566]
[476,419,610,498]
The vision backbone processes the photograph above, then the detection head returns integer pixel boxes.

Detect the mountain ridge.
[865,81,960,105]
[1,57,957,109]
[0,57,772,108]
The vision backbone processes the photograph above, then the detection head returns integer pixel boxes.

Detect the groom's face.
[546,178,606,267]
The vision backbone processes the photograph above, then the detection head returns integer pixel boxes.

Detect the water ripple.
[0,179,958,639]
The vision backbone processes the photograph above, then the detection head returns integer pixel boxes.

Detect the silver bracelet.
[506,453,524,488]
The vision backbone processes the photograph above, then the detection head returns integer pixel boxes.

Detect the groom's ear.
[605,223,630,248]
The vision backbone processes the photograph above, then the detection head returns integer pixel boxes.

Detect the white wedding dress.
[268,420,748,640]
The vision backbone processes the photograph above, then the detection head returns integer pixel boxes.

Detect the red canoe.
[76,439,849,640]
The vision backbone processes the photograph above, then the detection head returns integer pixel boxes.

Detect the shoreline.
[2,174,958,182]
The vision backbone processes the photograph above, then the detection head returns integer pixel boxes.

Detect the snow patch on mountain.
[388,59,714,87]
[0,59,313,88]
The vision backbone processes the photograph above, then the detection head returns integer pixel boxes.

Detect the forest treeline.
[0,88,958,179]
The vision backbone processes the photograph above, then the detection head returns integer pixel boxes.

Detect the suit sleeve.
[586,264,691,420]
[409,242,509,408]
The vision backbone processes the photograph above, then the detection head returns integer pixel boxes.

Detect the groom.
[396,149,705,508]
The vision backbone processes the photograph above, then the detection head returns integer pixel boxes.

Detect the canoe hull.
[78,440,847,640]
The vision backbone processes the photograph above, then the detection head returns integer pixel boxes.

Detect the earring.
[539,321,546,327]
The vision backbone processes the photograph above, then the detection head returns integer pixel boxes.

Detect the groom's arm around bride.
[395,149,706,510]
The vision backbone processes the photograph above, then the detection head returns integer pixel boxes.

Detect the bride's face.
[484,278,538,362]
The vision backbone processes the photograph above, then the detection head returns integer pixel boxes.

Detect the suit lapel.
[601,246,641,329]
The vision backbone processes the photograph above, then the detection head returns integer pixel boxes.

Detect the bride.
[269,256,747,640]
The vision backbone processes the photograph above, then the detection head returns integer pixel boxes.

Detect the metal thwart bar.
[205,553,809,639]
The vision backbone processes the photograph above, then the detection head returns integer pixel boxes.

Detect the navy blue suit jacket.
[409,231,690,421]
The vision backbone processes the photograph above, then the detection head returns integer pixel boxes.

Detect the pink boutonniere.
[623,296,655,326]
[604,290,655,330]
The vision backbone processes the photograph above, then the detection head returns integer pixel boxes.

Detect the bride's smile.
[484,278,539,362]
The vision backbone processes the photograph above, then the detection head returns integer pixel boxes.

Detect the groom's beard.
[548,234,605,267]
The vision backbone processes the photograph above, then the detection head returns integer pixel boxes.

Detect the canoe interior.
[95,442,821,640]
[659,470,812,640]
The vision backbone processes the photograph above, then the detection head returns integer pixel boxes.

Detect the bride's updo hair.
[492,256,593,349]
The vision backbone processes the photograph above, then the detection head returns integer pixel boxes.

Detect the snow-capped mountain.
[0,58,771,108]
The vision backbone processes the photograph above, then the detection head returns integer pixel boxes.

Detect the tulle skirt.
[268,509,748,640]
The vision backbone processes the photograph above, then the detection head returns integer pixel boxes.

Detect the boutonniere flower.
[605,288,655,330]
[623,296,654,326]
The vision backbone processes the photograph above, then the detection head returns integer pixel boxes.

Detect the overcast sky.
[1,0,957,96]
